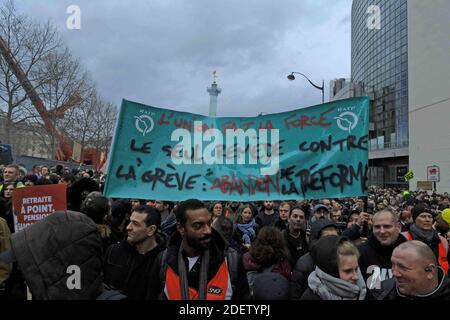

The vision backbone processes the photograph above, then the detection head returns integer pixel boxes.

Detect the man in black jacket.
[282,206,308,268]
[103,205,166,299]
[150,199,250,300]
[256,200,279,227]
[378,240,450,300]
[290,219,340,299]
[358,210,406,293]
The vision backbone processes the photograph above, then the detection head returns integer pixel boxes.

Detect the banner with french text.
[103,97,369,201]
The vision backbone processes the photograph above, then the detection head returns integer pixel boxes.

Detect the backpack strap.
[226,248,239,292]
[159,249,168,292]
[376,278,395,300]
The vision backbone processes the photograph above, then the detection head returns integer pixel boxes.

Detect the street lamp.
[287,71,324,104]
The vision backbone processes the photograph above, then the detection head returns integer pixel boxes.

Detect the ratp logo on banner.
[134,112,155,136]
[104,97,369,201]
[334,108,359,133]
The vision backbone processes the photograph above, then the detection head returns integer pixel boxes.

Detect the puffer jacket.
[9,210,103,299]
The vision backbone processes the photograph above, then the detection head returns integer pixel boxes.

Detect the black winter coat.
[300,288,322,300]
[103,238,166,300]
[290,253,315,299]
[9,211,103,299]
[282,228,308,269]
[378,268,450,300]
[255,209,279,227]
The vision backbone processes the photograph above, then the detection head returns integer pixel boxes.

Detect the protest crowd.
[1,162,450,300]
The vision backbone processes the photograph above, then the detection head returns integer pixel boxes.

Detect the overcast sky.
[15,0,352,116]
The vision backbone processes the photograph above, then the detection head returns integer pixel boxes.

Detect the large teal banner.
[104,97,369,201]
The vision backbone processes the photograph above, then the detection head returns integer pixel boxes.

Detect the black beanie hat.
[310,219,340,242]
[411,203,433,221]
[310,235,344,278]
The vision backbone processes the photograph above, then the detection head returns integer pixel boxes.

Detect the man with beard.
[402,203,449,274]
[154,200,176,239]
[152,199,250,300]
[256,200,279,227]
[311,204,330,223]
[282,206,308,268]
[103,205,166,299]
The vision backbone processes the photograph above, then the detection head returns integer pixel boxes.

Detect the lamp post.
[287,72,324,104]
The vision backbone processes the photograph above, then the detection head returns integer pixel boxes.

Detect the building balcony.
[369,141,409,159]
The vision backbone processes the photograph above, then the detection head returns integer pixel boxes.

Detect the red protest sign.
[12,184,67,231]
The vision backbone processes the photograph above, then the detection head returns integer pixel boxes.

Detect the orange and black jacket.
[402,230,449,274]
[149,229,250,300]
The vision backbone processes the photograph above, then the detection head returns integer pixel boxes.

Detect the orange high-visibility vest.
[164,259,232,300]
[402,231,449,274]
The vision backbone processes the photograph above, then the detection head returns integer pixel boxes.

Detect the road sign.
[417,181,433,190]
[427,165,440,182]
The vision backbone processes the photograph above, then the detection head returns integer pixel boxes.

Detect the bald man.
[378,240,450,299]
[358,210,406,291]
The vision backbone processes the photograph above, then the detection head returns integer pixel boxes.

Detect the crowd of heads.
[1,162,450,300]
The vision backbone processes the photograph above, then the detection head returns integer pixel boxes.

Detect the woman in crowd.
[209,201,224,222]
[232,204,258,253]
[301,235,367,300]
[0,183,15,233]
[242,226,292,295]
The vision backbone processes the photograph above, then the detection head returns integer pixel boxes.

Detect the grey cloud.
[15,0,352,116]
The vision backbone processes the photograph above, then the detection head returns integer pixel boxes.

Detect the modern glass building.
[351,0,409,187]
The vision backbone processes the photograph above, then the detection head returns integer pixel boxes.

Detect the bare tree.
[0,0,116,165]
[0,0,63,152]
[89,98,118,160]
[58,89,117,163]
[29,48,91,158]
